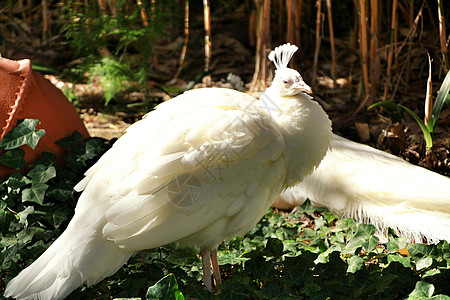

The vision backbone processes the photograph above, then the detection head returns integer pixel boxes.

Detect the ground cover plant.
[1,1,450,298]
[1,120,450,299]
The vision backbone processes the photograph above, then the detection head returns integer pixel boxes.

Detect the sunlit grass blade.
[428,71,450,133]
[400,105,433,150]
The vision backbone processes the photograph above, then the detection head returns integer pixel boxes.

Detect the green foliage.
[146,274,185,300]
[2,120,450,299]
[0,119,112,292]
[87,56,144,106]
[369,71,450,151]
[60,0,182,106]
[0,119,45,150]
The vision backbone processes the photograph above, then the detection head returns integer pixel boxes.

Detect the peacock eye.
[282,80,289,84]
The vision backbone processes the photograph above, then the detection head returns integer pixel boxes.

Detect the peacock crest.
[268,43,298,70]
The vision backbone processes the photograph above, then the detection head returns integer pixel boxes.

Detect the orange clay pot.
[0,57,90,178]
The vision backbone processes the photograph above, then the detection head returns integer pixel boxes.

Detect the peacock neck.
[265,90,333,188]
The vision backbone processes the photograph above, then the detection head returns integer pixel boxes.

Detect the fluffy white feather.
[5,44,332,299]
[273,134,450,243]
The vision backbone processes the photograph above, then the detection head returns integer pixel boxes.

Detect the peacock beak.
[295,81,312,94]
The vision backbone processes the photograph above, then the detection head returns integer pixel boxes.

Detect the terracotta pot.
[0,57,90,177]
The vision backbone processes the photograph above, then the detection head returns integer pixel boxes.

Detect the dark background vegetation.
[1,0,450,298]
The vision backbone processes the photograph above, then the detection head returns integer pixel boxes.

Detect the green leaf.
[415,257,433,270]
[369,100,404,123]
[27,165,56,184]
[362,235,379,252]
[407,244,434,260]
[22,183,49,205]
[18,206,35,226]
[216,279,248,300]
[407,281,434,299]
[336,218,356,230]
[347,255,364,273]
[262,237,284,257]
[386,236,408,253]
[84,138,109,159]
[407,244,435,270]
[146,274,184,300]
[345,224,378,253]
[428,71,450,132]
[55,130,84,148]
[31,152,56,167]
[0,148,26,169]
[387,254,412,268]
[0,119,46,150]
[4,172,31,189]
[400,105,433,150]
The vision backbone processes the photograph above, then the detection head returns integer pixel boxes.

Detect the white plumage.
[273,133,450,243]
[5,44,332,299]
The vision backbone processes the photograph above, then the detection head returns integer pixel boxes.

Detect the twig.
[326,0,336,80]
[405,0,414,87]
[437,0,449,72]
[42,0,49,44]
[312,0,322,87]
[383,0,398,101]
[359,0,370,97]
[174,0,189,79]
[369,0,379,97]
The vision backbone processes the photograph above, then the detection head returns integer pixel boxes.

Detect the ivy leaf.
[31,152,56,167]
[407,281,435,299]
[22,183,49,205]
[146,273,184,300]
[27,165,56,184]
[55,130,84,148]
[84,138,109,160]
[347,255,364,273]
[0,119,46,150]
[262,237,284,257]
[336,218,356,230]
[407,244,435,271]
[0,148,26,169]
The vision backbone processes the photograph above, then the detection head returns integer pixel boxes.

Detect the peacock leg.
[201,249,213,291]
[210,248,222,287]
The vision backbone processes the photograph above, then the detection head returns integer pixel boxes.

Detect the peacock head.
[268,43,312,97]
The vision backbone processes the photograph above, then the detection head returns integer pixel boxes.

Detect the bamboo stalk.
[42,0,49,44]
[369,0,379,97]
[312,0,322,87]
[174,0,189,79]
[437,0,448,72]
[250,0,271,92]
[326,0,336,80]
[203,0,212,85]
[383,0,398,101]
[286,0,294,43]
[359,0,370,96]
